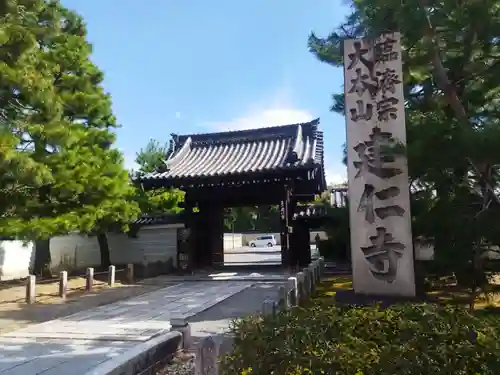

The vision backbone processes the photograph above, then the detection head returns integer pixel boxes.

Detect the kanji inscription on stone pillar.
[343,32,416,297]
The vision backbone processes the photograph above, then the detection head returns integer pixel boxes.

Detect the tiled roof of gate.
[138,118,324,182]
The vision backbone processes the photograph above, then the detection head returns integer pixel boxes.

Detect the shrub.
[318,206,350,262]
[220,301,500,375]
[317,238,349,261]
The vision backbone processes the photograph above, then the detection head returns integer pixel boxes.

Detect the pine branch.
[417,0,500,206]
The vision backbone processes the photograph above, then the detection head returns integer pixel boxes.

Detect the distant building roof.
[331,183,348,190]
[293,204,329,219]
[136,119,325,190]
[132,213,184,226]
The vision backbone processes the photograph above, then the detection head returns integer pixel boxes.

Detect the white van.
[249,235,277,248]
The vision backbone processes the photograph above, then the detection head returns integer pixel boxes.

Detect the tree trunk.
[33,239,52,278]
[97,233,111,268]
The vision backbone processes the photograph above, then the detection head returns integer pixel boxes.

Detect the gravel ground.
[156,281,286,374]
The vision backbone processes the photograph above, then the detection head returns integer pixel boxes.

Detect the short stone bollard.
[311,260,319,284]
[318,257,325,277]
[195,336,220,375]
[107,265,115,286]
[287,276,298,306]
[59,271,68,298]
[307,266,314,294]
[142,258,150,279]
[310,262,317,285]
[315,260,321,282]
[307,267,314,293]
[26,275,36,304]
[278,285,289,310]
[171,317,192,349]
[85,267,94,292]
[262,299,277,316]
[308,264,316,294]
[302,268,311,300]
[126,263,134,283]
[296,272,305,305]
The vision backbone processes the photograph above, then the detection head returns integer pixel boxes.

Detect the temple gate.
[136,119,326,269]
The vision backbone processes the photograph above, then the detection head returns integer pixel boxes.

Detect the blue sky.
[61,0,350,184]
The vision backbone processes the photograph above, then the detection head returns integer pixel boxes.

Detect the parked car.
[249,235,277,248]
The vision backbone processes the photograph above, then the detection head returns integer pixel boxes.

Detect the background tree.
[0,0,140,273]
[135,139,172,175]
[134,139,184,215]
[308,0,500,296]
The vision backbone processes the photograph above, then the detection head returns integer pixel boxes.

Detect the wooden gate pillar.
[280,186,296,267]
[291,219,312,267]
[290,221,300,270]
[299,222,312,266]
[197,203,224,267]
[180,195,195,271]
[211,205,224,265]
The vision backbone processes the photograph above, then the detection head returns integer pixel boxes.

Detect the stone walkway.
[0,279,177,335]
[158,281,287,374]
[188,281,285,352]
[0,281,252,375]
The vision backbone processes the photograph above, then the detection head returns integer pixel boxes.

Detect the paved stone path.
[188,281,285,352]
[223,245,318,265]
[0,281,252,375]
[158,281,287,374]
[148,270,292,283]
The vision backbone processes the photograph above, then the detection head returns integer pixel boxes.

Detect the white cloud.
[202,87,347,187]
[208,107,314,132]
[324,159,347,186]
[206,106,347,186]
[123,153,138,172]
[203,86,313,131]
[326,171,347,186]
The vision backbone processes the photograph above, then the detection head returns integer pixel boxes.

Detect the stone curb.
[83,331,182,375]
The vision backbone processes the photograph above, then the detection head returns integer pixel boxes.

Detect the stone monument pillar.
[343,32,416,297]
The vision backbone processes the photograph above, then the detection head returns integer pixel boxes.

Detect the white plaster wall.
[48,226,181,271]
[108,225,179,267]
[0,225,182,280]
[414,243,500,261]
[414,243,434,261]
[412,244,500,261]
[49,234,100,272]
[0,241,34,281]
[241,231,327,246]
[223,233,243,249]
[485,246,500,260]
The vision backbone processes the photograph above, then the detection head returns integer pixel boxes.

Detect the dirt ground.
[0,274,123,304]
[0,275,177,334]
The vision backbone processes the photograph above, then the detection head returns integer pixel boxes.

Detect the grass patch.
[313,274,500,310]
[314,275,353,299]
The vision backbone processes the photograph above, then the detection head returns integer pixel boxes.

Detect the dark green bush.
[220,301,500,375]
[318,206,350,262]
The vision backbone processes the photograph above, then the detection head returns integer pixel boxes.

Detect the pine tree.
[0,0,140,272]
[134,139,184,216]
[309,0,500,293]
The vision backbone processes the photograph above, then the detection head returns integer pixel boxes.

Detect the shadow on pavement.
[186,282,284,354]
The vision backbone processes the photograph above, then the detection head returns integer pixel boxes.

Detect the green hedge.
[220,302,500,375]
